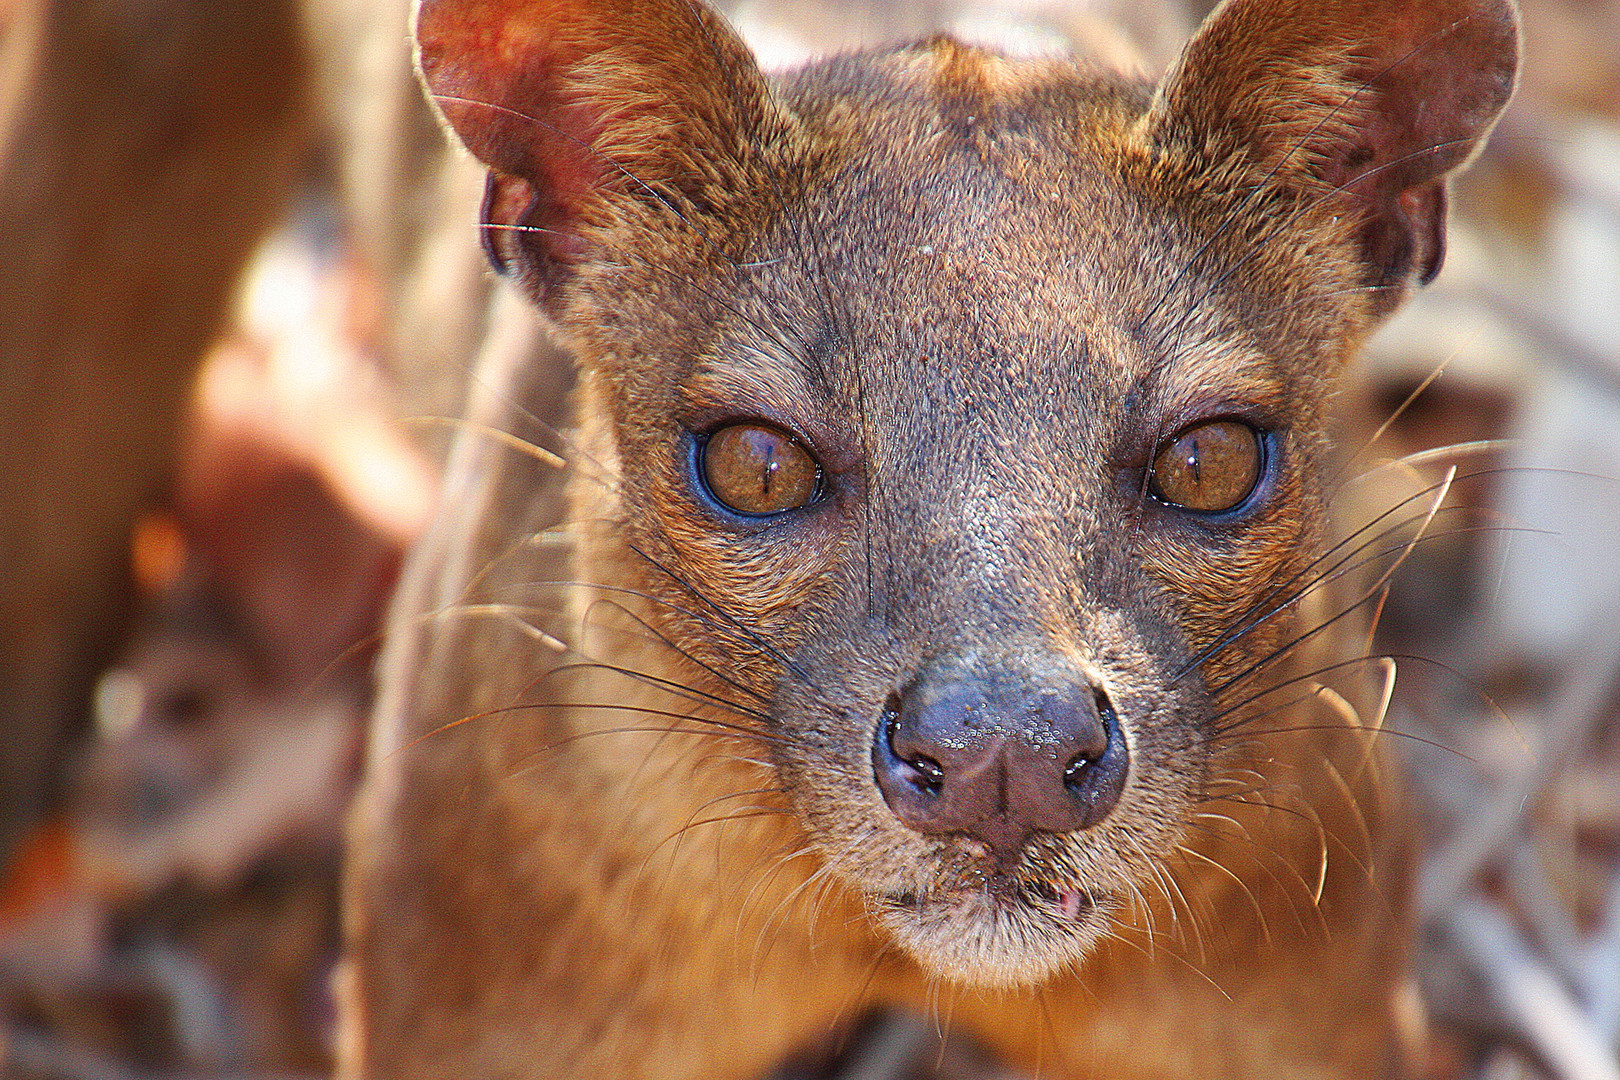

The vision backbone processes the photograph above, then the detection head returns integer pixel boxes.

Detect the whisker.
[649,804,795,876]
[544,659,770,721]
[1209,720,1478,761]
[463,580,801,674]
[401,414,568,470]
[580,595,769,704]
[1207,514,1553,677]
[1333,342,1469,485]
[625,542,816,686]
[1193,467,1458,694]
[1176,844,1272,946]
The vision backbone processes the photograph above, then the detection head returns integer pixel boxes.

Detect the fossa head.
[416,0,1517,986]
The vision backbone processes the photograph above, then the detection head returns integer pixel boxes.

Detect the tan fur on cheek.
[657,505,845,631]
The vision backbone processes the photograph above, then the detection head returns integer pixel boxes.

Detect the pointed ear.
[414,0,779,306]
[1148,0,1518,304]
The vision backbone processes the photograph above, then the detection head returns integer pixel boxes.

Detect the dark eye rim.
[1144,417,1273,520]
[690,419,828,522]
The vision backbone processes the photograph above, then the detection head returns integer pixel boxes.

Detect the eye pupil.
[701,422,820,516]
[1149,420,1262,514]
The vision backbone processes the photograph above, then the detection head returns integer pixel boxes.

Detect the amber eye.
[1148,420,1263,514]
[700,423,821,516]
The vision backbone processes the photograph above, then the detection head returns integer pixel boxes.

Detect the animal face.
[414,0,1517,986]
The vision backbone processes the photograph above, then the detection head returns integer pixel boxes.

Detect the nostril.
[883,698,944,795]
[1063,686,1119,791]
[875,665,1130,850]
[1056,685,1128,828]
[910,755,944,795]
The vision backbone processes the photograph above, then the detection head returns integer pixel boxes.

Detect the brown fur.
[339,0,1519,1076]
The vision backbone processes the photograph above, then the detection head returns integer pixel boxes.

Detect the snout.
[871,656,1130,867]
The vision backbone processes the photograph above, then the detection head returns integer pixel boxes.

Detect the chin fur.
[872,879,1115,988]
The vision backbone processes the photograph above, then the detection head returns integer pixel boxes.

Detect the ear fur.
[413,0,779,304]
[1149,0,1519,302]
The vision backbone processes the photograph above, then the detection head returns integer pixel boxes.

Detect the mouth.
[873,870,1111,986]
[1015,877,1099,921]
[886,874,1100,921]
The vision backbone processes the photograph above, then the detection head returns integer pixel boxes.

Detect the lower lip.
[891,883,1098,922]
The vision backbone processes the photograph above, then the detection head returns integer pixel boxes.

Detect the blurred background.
[0,0,1616,1077]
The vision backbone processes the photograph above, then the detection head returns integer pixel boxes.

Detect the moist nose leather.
[873,664,1130,863]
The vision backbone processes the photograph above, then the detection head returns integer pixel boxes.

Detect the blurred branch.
[1441,898,1620,1080]
[1421,604,1620,916]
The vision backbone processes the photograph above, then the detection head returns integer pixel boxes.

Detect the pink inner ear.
[416,0,776,296]
[1146,0,1515,306]
[417,0,625,205]
[418,2,653,285]
[1317,120,1403,202]
[1335,14,1510,198]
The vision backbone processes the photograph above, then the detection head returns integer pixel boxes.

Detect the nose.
[871,661,1129,864]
